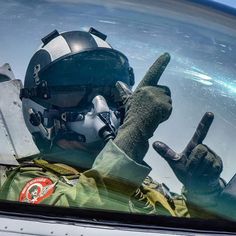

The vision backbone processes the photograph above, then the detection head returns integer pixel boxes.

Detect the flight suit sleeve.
[51,140,152,211]
[89,140,152,196]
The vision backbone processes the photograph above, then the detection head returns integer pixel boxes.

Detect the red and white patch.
[19,177,55,204]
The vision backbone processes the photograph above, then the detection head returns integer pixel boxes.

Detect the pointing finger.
[136,53,171,90]
[183,112,214,157]
[153,141,182,162]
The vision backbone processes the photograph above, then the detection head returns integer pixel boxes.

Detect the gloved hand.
[153,112,225,206]
[114,53,172,163]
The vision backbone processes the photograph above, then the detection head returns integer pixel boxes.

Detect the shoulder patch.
[19,177,55,204]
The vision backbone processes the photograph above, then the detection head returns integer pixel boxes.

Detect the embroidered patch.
[19,177,55,204]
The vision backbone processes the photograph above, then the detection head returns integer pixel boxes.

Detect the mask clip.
[98,112,116,141]
[28,108,55,140]
[92,95,117,142]
[20,80,50,100]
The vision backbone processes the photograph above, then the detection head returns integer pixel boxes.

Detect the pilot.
[0,28,225,217]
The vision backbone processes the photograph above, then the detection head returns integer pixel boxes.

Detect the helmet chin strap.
[28,95,120,148]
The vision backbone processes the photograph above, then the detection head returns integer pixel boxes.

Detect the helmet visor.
[37,49,131,108]
[47,86,120,108]
[39,48,131,88]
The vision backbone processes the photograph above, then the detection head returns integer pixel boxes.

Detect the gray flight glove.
[114,53,172,163]
[153,112,225,206]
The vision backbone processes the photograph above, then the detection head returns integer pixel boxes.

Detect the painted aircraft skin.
[0,216,223,236]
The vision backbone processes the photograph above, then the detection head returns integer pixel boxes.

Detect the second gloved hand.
[153,112,225,206]
[114,53,172,163]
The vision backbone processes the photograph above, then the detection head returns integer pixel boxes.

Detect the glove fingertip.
[115,81,124,92]
[152,141,167,156]
[163,52,171,62]
[153,141,182,162]
[115,81,132,98]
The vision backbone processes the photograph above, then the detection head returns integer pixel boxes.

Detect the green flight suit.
[0,141,189,217]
